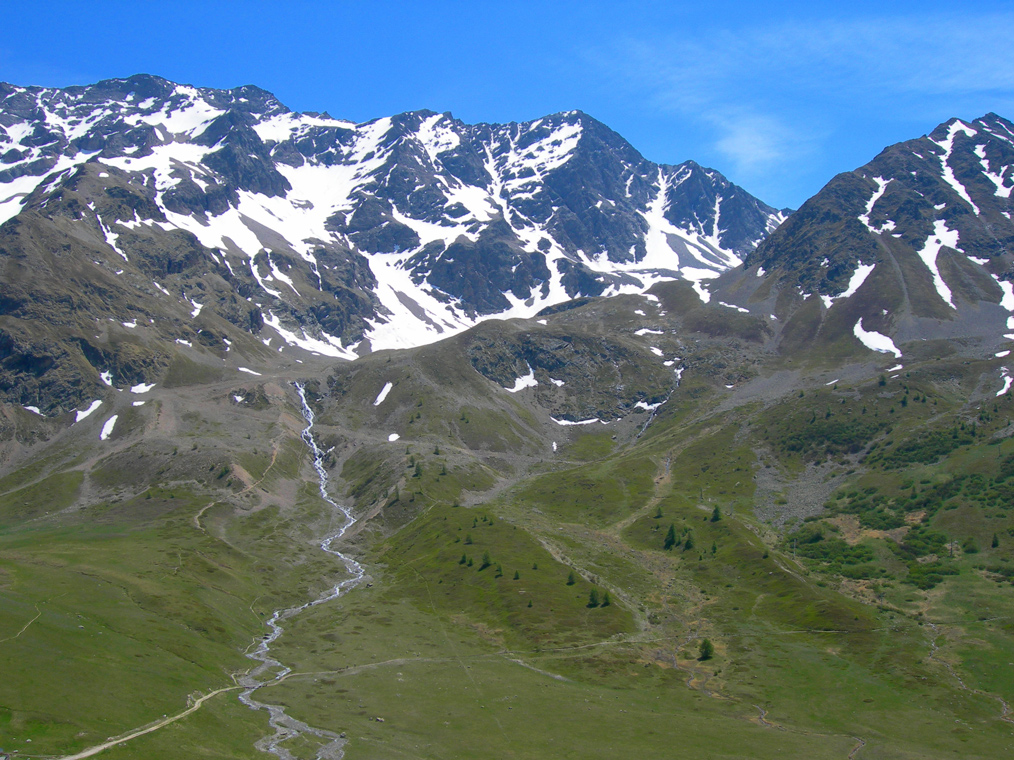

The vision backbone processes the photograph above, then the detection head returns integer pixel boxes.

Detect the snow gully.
[237,383,365,760]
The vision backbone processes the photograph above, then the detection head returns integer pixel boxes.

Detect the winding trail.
[0,604,42,645]
[56,686,242,760]
[925,622,1014,725]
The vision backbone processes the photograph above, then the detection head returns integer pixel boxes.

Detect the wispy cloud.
[601,12,1014,183]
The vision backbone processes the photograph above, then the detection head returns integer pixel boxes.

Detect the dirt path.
[55,685,242,760]
[926,622,1014,725]
[0,603,41,644]
[193,437,282,534]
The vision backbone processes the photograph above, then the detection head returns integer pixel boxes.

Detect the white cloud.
[603,12,1014,180]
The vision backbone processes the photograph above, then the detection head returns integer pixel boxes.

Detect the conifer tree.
[664,523,677,551]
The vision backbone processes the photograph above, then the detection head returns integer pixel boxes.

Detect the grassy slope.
[2,291,1014,759]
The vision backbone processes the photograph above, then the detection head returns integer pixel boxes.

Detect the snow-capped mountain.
[717,113,1014,361]
[0,75,783,364]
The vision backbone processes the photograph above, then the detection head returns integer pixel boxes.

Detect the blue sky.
[3,1,1012,209]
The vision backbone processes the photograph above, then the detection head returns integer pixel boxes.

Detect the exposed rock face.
[0,74,782,412]
[717,114,1014,357]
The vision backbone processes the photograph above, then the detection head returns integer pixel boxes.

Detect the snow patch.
[717,301,749,313]
[504,366,538,393]
[858,177,893,233]
[237,367,262,376]
[915,219,960,308]
[75,400,102,422]
[130,382,155,394]
[998,368,1012,397]
[551,417,600,426]
[853,318,902,358]
[99,415,118,441]
[373,381,393,406]
[931,122,981,215]
[388,433,400,442]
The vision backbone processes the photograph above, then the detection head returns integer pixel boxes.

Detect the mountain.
[0,74,783,414]
[716,113,1014,363]
[5,82,1014,760]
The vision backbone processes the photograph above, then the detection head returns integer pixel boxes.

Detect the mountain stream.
[237,383,365,759]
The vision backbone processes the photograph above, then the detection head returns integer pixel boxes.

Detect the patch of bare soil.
[826,514,908,545]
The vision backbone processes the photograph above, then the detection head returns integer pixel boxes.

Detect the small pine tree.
[601,591,611,607]
[992,533,1000,548]
[434,444,440,455]
[459,554,467,565]
[698,638,714,660]
[654,506,663,519]
[684,532,695,551]
[710,506,721,522]
[467,557,473,567]
[566,570,577,585]
[711,541,717,555]
[494,563,503,577]
[532,562,538,570]
[440,463,447,476]
[464,533,473,545]
[663,523,677,551]
[480,551,492,569]
[587,589,600,608]
[527,599,532,608]
[413,462,422,478]
[513,570,520,580]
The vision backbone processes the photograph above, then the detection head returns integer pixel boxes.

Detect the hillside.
[1,95,1013,760]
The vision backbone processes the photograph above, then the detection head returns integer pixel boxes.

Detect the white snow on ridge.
[931,122,981,215]
[131,382,155,394]
[916,219,959,309]
[373,381,393,406]
[23,406,43,415]
[635,328,664,336]
[99,415,118,441]
[263,312,357,359]
[859,177,893,233]
[853,318,902,358]
[975,144,1013,199]
[417,114,461,162]
[237,367,262,376]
